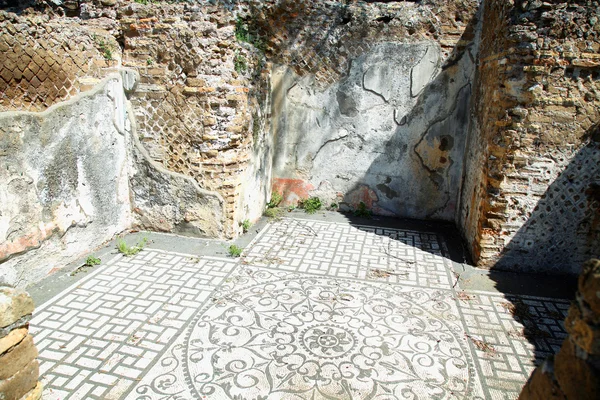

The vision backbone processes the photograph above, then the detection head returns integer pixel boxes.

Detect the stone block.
[565,302,600,354]
[0,334,37,380]
[19,382,43,400]
[0,359,38,400]
[0,328,27,355]
[187,78,206,87]
[572,59,600,68]
[579,259,600,315]
[0,289,34,329]
[518,358,566,400]
[554,338,600,400]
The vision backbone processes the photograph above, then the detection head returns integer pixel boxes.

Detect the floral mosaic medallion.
[183,271,476,399]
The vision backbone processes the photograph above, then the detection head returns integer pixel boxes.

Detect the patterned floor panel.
[30,218,570,400]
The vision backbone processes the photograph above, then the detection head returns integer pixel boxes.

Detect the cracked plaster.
[271,41,475,220]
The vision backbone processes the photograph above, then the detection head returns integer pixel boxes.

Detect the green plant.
[146,57,154,66]
[287,205,296,212]
[353,201,372,218]
[228,244,243,257]
[264,207,284,219]
[234,52,247,73]
[299,197,322,214]
[235,17,250,42]
[234,16,266,53]
[117,237,148,256]
[241,219,251,233]
[85,256,101,267]
[267,191,283,208]
[93,34,114,61]
[329,203,338,210]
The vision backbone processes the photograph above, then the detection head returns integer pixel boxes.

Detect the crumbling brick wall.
[117,2,269,236]
[460,0,600,274]
[0,9,117,111]
[0,0,271,238]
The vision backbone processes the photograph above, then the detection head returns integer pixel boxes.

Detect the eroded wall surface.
[262,0,480,219]
[460,0,600,274]
[0,76,132,287]
[0,1,272,238]
[271,41,473,219]
[119,2,272,236]
[0,0,597,278]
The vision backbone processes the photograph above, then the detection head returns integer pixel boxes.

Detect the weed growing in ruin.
[117,237,148,257]
[234,16,266,52]
[353,201,372,218]
[299,197,322,214]
[146,58,154,66]
[234,52,248,73]
[241,219,251,233]
[235,17,250,42]
[267,192,283,208]
[85,256,101,267]
[93,34,114,61]
[264,207,284,219]
[70,255,101,276]
[228,244,243,257]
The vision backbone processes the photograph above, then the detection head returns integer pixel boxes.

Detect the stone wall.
[118,1,272,235]
[0,69,226,288]
[0,75,132,287]
[518,259,600,399]
[0,287,42,400]
[0,0,271,239]
[0,0,598,277]
[0,8,118,111]
[460,0,600,274]
[260,0,481,219]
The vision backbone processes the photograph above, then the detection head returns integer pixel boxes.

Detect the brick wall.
[117,2,270,237]
[460,0,600,274]
[0,10,115,111]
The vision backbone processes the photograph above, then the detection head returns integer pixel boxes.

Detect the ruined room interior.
[0,0,599,399]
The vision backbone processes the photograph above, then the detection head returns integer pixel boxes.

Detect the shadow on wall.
[483,127,600,375]
[338,10,480,221]
[493,129,600,276]
[269,3,481,223]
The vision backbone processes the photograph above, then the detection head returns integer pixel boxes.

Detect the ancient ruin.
[0,0,598,399]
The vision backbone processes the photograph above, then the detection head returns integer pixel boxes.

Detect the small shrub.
[117,237,148,256]
[146,58,154,66]
[267,192,283,208]
[241,219,251,233]
[354,202,372,218]
[329,203,338,210]
[264,207,284,219]
[234,16,266,53]
[235,17,250,42]
[228,244,243,257]
[287,205,296,212]
[234,52,247,73]
[93,34,114,61]
[300,197,322,214]
[85,256,101,267]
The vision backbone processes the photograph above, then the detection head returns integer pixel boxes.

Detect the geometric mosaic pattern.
[30,217,571,400]
[243,218,454,289]
[30,252,236,400]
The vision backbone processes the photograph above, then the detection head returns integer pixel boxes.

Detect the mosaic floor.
[30,217,570,400]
